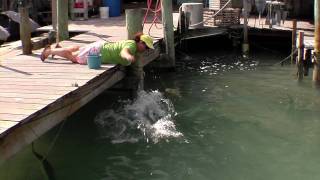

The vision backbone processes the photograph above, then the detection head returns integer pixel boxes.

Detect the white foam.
[95,90,183,144]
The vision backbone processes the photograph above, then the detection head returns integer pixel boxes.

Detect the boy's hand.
[125,54,135,62]
[121,48,135,63]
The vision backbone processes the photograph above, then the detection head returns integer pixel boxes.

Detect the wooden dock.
[0,16,162,164]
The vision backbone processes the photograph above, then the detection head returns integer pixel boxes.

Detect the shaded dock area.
[0,16,162,164]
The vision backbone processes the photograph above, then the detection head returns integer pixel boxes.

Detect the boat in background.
[0,26,10,45]
[0,11,40,43]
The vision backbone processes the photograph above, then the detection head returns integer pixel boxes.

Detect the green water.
[1,50,320,180]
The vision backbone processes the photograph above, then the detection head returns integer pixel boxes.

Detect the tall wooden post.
[56,0,69,42]
[242,0,249,56]
[2,0,8,11]
[161,0,175,67]
[291,20,297,64]
[126,9,144,91]
[18,0,32,55]
[297,32,304,80]
[313,0,320,82]
[52,0,57,31]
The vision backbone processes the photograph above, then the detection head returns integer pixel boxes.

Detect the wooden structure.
[204,8,241,27]
[204,0,241,27]
[297,31,304,79]
[0,16,162,165]
[161,0,175,67]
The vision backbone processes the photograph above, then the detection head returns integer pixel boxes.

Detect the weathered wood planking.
[0,16,162,164]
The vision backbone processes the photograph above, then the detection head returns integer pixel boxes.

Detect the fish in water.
[165,88,182,98]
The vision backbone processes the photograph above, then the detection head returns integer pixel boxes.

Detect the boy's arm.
[120,48,135,63]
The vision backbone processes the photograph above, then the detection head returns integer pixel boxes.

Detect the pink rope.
[143,0,163,37]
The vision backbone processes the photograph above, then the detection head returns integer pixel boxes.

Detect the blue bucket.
[103,0,121,17]
[87,55,101,69]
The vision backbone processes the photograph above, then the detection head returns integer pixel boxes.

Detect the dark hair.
[134,32,143,43]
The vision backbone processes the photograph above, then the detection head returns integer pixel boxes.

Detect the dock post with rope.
[297,31,304,80]
[161,0,175,67]
[291,19,297,64]
[313,0,320,82]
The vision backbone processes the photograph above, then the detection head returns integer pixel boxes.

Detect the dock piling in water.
[161,0,175,67]
[297,31,304,80]
[242,0,249,56]
[291,19,297,64]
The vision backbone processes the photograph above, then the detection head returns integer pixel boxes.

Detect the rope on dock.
[143,0,163,38]
[273,49,298,66]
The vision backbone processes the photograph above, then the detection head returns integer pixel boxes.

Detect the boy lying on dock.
[40,32,154,65]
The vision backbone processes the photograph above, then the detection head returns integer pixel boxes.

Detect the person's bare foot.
[40,45,51,62]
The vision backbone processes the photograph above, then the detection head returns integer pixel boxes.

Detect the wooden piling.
[19,5,32,55]
[291,20,297,64]
[297,31,304,80]
[51,0,57,31]
[56,0,69,41]
[161,0,175,67]
[126,9,143,40]
[242,0,249,55]
[125,9,144,91]
[313,0,320,82]
[2,0,8,11]
[304,49,312,76]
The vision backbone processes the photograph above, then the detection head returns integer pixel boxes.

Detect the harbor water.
[1,47,320,180]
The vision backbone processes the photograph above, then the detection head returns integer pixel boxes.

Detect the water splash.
[95,90,183,144]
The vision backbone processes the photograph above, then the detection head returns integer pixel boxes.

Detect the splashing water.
[94,90,183,144]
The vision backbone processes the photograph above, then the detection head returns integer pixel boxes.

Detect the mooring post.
[18,0,32,55]
[125,9,144,91]
[313,0,320,82]
[56,0,69,42]
[291,19,297,64]
[161,0,175,67]
[304,49,312,76]
[297,31,304,80]
[51,0,57,31]
[242,0,249,56]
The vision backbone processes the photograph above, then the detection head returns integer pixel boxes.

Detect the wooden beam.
[126,8,144,91]
[52,0,57,31]
[161,0,175,67]
[126,9,143,40]
[291,19,297,64]
[313,0,320,82]
[19,5,32,55]
[297,31,304,80]
[242,0,249,55]
[57,0,69,42]
[2,0,8,11]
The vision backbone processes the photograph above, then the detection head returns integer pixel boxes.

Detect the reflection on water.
[1,50,320,180]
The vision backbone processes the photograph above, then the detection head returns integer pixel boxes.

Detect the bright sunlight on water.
[1,49,320,180]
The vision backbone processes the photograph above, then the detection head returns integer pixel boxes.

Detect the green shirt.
[100,40,137,66]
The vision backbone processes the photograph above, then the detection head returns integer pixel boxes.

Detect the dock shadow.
[0,65,32,75]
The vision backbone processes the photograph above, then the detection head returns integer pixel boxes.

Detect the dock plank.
[0,121,19,134]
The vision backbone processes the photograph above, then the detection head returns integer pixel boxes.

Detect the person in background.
[40,32,154,66]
